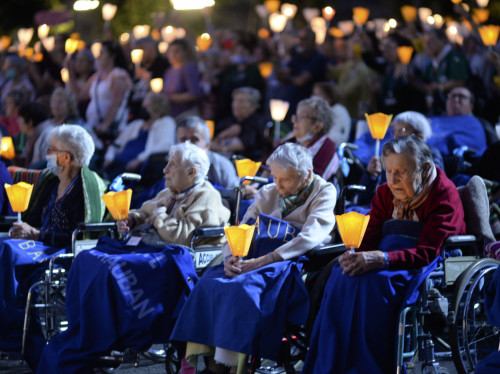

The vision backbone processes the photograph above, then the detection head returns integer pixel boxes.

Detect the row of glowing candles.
[4,2,500,63]
[3,161,370,256]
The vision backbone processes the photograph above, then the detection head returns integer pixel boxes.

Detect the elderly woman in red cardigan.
[304,135,466,374]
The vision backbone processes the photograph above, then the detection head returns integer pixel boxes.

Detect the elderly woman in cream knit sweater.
[116,141,230,246]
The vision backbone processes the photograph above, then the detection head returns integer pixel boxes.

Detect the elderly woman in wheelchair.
[9,125,106,246]
[303,135,466,374]
[171,142,337,374]
[116,141,230,246]
[0,125,107,364]
[36,141,231,373]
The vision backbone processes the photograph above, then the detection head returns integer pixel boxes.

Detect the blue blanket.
[37,236,198,374]
[303,220,438,374]
[171,213,309,360]
[171,261,309,359]
[428,115,487,157]
[0,238,65,353]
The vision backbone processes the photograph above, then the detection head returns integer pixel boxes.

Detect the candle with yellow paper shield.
[101,189,133,221]
[336,211,370,253]
[224,224,256,257]
[235,159,261,185]
[5,182,33,222]
[365,112,393,157]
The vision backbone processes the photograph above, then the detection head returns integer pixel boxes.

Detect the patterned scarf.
[279,175,315,218]
[392,164,437,221]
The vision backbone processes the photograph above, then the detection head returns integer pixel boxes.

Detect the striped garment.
[307,135,339,182]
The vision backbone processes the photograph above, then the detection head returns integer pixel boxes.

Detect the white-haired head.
[49,125,95,167]
[266,142,313,180]
[392,111,432,141]
[168,141,210,184]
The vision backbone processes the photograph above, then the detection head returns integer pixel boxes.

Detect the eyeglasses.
[46,146,71,157]
[447,93,470,102]
[393,126,416,137]
[292,114,317,122]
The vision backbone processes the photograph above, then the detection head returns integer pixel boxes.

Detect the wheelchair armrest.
[77,222,117,232]
[191,227,225,249]
[120,172,141,183]
[240,176,270,185]
[0,215,17,224]
[305,243,345,272]
[307,243,346,259]
[444,235,477,245]
[0,216,17,233]
[193,227,225,237]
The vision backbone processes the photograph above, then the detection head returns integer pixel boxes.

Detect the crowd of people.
[0,4,499,374]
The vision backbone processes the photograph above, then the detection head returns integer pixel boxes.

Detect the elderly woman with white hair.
[290,96,338,182]
[171,142,337,374]
[0,125,106,358]
[117,141,230,247]
[359,111,444,205]
[10,124,107,247]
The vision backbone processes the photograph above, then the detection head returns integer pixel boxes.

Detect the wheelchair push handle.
[336,184,367,215]
[239,176,270,185]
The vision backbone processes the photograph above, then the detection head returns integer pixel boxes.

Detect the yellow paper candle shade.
[264,0,280,14]
[235,159,262,180]
[5,182,33,213]
[365,113,393,140]
[400,6,417,23]
[479,25,500,47]
[493,76,500,89]
[224,224,255,257]
[205,120,215,139]
[473,8,490,24]
[258,28,271,39]
[397,46,413,65]
[196,33,212,52]
[150,78,163,93]
[258,62,273,78]
[353,7,370,26]
[336,212,370,250]
[101,189,132,221]
[1,137,15,160]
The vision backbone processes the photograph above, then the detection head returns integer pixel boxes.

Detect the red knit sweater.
[359,167,466,269]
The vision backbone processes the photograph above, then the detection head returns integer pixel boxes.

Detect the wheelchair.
[1,171,137,365]
[244,176,499,374]
[18,172,245,373]
[394,175,500,374]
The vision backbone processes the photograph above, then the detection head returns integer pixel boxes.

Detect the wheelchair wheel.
[450,258,500,374]
[164,342,181,374]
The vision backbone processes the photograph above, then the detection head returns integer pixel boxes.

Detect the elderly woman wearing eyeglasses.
[10,124,107,247]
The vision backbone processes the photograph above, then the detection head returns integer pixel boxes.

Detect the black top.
[216,111,267,160]
[25,173,85,248]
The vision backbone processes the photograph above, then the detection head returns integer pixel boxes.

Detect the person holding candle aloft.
[171,143,336,374]
[303,136,465,374]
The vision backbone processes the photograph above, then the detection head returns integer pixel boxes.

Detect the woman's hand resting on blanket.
[339,250,385,276]
[224,252,283,278]
[10,222,40,240]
